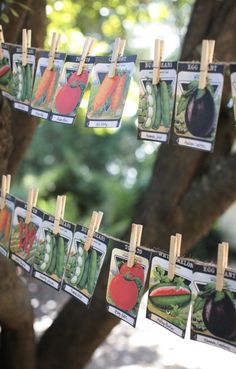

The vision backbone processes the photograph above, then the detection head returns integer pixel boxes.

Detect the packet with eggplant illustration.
[32,213,74,290]
[62,224,109,305]
[0,192,15,258]
[146,249,193,338]
[30,50,66,120]
[191,262,236,353]
[49,55,95,125]
[172,62,224,152]
[138,61,177,143]
[11,45,36,112]
[9,199,44,273]
[85,55,136,129]
[230,64,236,126]
[106,238,150,327]
[0,43,12,97]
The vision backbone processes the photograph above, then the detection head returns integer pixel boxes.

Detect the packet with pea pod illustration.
[138,61,177,143]
[62,224,109,305]
[32,213,75,290]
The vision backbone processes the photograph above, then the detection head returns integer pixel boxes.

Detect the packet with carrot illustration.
[138,61,177,143]
[9,199,44,273]
[106,238,150,327]
[11,45,37,112]
[146,249,193,338]
[86,55,136,128]
[0,192,15,258]
[0,43,13,98]
[49,54,95,125]
[30,50,66,120]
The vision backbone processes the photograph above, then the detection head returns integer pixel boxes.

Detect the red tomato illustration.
[109,274,139,311]
[120,262,144,284]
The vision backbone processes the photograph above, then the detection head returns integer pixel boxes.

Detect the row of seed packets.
[0,190,236,354]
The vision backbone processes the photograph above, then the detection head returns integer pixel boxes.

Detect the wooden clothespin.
[25,187,39,224]
[77,37,94,75]
[167,235,179,280]
[1,174,11,210]
[216,242,229,291]
[198,39,215,89]
[27,29,32,49]
[175,233,182,257]
[208,40,215,64]
[152,39,164,85]
[53,195,65,235]
[22,28,27,66]
[136,224,143,248]
[0,25,4,60]
[47,32,60,71]
[127,223,143,268]
[84,210,104,251]
[108,37,126,78]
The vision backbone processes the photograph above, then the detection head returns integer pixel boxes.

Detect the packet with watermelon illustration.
[0,192,15,258]
[106,238,150,327]
[30,50,66,120]
[9,199,44,273]
[32,213,74,290]
[138,61,177,143]
[49,54,95,125]
[62,223,109,305]
[230,64,236,126]
[146,249,193,338]
[0,43,12,97]
[85,55,136,128]
[191,261,236,353]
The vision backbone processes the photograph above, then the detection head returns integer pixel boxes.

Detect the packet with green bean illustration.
[32,213,74,290]
[138,61,177,143]
[0,192,15,258]
[9,199,44,273]
[146,249,193,338]
[62,224,109,305]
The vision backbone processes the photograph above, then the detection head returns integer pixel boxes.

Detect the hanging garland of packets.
[0,175,236,354]
[1,27,236,152]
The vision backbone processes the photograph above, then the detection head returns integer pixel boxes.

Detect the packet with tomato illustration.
[11,45,37,112]
[0,43,13,97]
[30,50,66,120]
[85,55,136,128]
[32,213,74,290]
[0,192,15,258]
[106,239,150,327]
[146,250,193,338]
[138,61,177,143]
[62,223,109,305]
[191,262,236,353]
[49,55,95,125]
[9,199,44,273]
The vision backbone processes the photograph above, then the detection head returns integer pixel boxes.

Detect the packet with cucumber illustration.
[62,223,109,305]
[138,61,177,143]
[32,213,75,290]
[146,249,193,338]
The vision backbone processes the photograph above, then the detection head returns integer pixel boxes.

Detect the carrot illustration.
[93,74,119,112]
[3,209,12,243]
[34,68,53,101]
[0,208,8,238]
[111,73,127,111]
[45,69,57,103]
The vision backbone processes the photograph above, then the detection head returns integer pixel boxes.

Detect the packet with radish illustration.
[49,55,95,125]
[146,249,193,338]
[230,64,236,126]
[30,50,66,120]
[172,62,224,152]
[0,192,15,258]
[106,238,150,327]
[62,223,109,305]
[85,55,137,128]
[138,61,177,143]
[9,199,44,273]
[191,262,236,353]
[32,213,75,290]
[0,43,13,98]
[10,45,37,112]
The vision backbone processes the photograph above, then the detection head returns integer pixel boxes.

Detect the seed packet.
[230,64,236,125]
[85,55,137,128]
[32,213,74,290]
[172,62,224,152]
[9,199,44,273]
[62,224,109,305]
[11,45,36,112]
[0,43,12,96]
[106,238,150,327]
[30,50,66,120]
[0,192,15,257]
[138,61,177,143]
[191,262,236,353]
[49,55,95,125]
[146,249,193,338]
